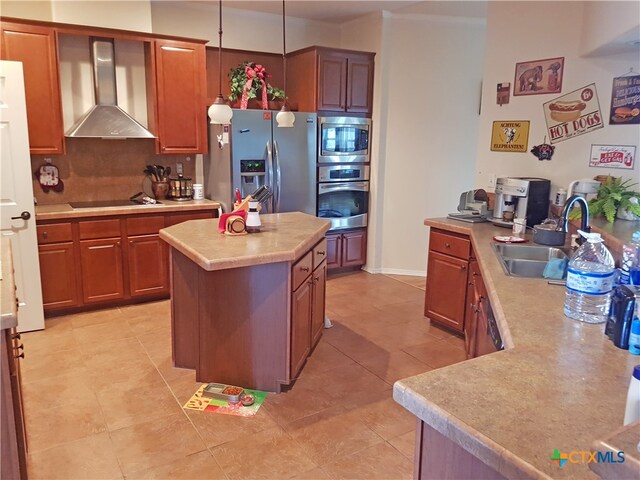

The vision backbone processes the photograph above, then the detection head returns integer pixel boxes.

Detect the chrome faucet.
[560,195,590,240]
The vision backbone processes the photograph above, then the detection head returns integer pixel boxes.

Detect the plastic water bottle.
[619,231,640,285]
[564,230,616,324]
[623,365,640,425]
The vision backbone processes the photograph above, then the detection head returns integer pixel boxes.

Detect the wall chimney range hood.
[65,37,155,139]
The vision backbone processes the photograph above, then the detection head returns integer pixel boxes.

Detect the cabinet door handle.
[15,352,24,359]
[460,265,467,271]
[317,250,325,255]
[300,266,310,272]
[16,343,24,351]
[43,231,48,239]
[445,243,451,248]
[314,276,320,282]
[12,333,21,340]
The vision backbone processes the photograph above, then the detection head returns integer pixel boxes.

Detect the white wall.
[340,12,388,273]
[1,0,52,20]
[475,1,640,200]
[347,13,486,275]
[581,1,640,56]
[52,1,153,31]
[150,2,341,52]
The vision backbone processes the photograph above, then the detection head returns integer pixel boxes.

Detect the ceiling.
[157,1,488,24]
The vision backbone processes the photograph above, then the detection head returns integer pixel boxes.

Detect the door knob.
[11,211,31,221]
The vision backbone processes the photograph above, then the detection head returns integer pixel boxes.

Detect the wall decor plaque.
[514,57,564,96]
[609,75,640,125]
[589,145,635,169]
[490,121,530,152]
[543,83,603,144]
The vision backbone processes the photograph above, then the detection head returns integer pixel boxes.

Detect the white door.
[0,60,45,332]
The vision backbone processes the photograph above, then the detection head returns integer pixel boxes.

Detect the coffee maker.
[491,177,551,228]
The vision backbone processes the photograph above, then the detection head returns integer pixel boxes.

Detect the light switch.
[176,162,183,175]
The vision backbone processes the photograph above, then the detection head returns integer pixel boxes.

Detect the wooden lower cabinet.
[415,421,505,480]
[425,250,468,333]
[37,209,217,314]
[2,329,27,480]
[326,229,367,271]
[128,234,169,297]
[290,279,313,379]
[311,262,327,348]
[38,242,79,309]
[79,238,125,304]
[290,258,328,380]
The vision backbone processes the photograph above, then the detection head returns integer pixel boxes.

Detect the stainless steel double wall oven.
[317,117,371,231]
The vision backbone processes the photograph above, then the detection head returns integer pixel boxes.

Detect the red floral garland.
[240,64,268,110]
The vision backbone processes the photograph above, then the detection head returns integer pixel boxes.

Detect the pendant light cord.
[218,0,223,97]
[282,0,287,101]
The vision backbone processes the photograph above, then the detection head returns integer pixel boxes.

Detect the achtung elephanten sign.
[490,121,530,152]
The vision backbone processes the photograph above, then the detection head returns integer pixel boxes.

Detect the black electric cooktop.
[69,200,161,208]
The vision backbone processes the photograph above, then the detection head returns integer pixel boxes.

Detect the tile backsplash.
[31,138,196,205]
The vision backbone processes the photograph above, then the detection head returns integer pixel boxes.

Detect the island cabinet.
[162,212,331,392]
[286,46,375,116]
[326,229,367,270]
[36,209,217,314]
[150,39,207,154]
[424,229,471,333]
[291,240,328,378]
[0,21,64,155]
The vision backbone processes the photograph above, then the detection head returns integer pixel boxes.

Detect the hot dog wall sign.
[543,83,603,144]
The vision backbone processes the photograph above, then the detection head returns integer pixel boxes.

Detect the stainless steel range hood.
[65,37,155,139]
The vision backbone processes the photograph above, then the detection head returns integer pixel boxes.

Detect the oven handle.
[318,182,369,194]
[273,140,282,212]
[266,141,274,212]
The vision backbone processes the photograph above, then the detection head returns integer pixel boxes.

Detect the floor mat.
[183,384,267,417]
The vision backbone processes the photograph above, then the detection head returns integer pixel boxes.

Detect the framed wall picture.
[589,145,635,169]
[543,83,603,144]
[490,121,530,152]
[513,57,564,96]
[609,75,640,125]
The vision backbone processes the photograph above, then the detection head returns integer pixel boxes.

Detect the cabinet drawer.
[79,219,121,240]
[126,215,165,236]
[37,223,72,244]
[429,230,470,260]
[292,251,313,291]
[313,239,328,270]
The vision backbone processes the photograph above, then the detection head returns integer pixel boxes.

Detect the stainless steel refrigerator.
[204,109,317,214]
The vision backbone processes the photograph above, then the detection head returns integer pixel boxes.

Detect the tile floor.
[20,272,465,480]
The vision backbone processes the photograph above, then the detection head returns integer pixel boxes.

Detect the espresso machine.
[491,177,551,228]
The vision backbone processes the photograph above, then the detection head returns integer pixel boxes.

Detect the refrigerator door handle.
[273,139,282,212]
[266,140,274,212]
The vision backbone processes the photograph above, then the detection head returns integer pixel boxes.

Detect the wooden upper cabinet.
[346,54,374,114]
[287,47,375,117]
[0,22,64,154]
[317,51,347,112]
[152,40,207,154]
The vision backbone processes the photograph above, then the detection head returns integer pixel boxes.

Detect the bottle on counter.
[564,230,616,324]
[555,188,567,207]
[629,302,640,355]
[624,365,640,425]
[619,231,640,286]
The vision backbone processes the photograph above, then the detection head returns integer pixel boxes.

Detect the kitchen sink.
[492,243,571,278]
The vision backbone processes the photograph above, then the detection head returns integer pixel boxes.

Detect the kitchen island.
[159,212,331,392]
[394,218,639,479]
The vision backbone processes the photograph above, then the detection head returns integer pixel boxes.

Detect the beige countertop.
[159,212,331,272]
[0,238,17,330]
[589,421,640,479]
[393,218,640,480]
[35,199,221,221]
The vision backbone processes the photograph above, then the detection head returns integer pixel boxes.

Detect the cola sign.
[543,84,603,144]
[589,145,635,169]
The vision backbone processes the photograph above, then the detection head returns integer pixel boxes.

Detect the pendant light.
[208,0,233,124]
[276,0,295,128]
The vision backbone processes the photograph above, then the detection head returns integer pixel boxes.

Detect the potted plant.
[228,61,284,109]
[572,177,640,223]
